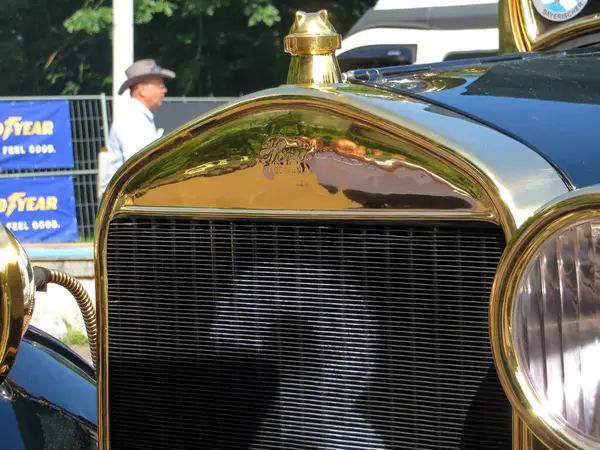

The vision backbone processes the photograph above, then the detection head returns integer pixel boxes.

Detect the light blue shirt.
[100,98,162,195]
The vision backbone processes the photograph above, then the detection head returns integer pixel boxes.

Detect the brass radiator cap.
[284,10,342,85]
[284,10,341,55]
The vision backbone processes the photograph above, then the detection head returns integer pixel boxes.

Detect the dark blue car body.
[349,48,600,189]
[1,326,97,449]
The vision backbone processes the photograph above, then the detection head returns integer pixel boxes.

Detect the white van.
[337,0,499,71]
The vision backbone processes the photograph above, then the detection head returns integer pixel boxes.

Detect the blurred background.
[0,0,375,97]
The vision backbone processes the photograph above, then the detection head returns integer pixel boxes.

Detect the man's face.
[137,77,168,110]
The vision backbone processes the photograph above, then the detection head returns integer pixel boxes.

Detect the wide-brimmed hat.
[118,59,176,95]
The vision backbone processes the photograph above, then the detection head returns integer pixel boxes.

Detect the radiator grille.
[106,217,511,449]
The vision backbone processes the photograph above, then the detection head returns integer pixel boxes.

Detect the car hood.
[349,50,600,189]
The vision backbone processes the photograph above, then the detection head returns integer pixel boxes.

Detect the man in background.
[99,59,175,196]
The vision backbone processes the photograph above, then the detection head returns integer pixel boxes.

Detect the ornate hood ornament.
[284,10,342,85]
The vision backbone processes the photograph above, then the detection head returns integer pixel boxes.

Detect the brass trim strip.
[115,206,498,222]
[491,186,600,450]
[514,411,552,450]
[514,411,534,450]
[500,0,530,54]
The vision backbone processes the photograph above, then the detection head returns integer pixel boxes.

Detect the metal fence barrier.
[0,95,109,240]
[0,95,236,240]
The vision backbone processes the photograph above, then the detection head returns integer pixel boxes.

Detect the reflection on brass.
[500,0,600,53]
[515,419,554,449]
[285,10,342,85]
[387,74,468,95]
[258,136,316,168]
[95,83,569,449]
[513,412,552,449]
[490,186,600,450]
[184,156,255,178]
[119,109,487,213]
[257,135,479,210]
[0,224,28,385]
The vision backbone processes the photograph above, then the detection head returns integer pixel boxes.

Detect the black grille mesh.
[106,217,511,450]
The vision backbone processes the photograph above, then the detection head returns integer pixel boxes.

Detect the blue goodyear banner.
[0,100,74,170]
[0,176,78,243]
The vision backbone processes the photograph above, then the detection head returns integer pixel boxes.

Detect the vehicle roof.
[347,49,600,189]
[347,0,498,38]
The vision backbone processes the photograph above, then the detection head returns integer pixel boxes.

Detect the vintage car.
[2,0,600,449]
[337,0,500,70]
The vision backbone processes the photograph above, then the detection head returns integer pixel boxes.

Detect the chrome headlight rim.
[15,236,35,336]
[490,186,600,450]
[0,225,32,383]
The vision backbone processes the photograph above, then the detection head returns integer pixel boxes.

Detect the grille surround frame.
[93,83,570,450]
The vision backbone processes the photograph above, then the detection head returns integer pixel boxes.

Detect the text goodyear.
[0,176,78,243]
[0,192,58,218]
[0,116,54,141]
[0,100,74,170]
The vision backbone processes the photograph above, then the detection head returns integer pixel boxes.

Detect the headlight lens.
[491,187,600,450]
[514,219,600,444]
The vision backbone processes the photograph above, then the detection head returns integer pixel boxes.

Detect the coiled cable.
[33,266,97,371]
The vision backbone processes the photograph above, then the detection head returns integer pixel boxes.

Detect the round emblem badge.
[533,0,588,22]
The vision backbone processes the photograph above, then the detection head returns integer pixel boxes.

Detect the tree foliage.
[0,0,374,97]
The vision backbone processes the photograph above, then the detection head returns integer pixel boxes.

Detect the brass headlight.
[0,224,34,382]
[491,186,600,450]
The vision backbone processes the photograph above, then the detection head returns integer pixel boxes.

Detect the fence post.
[98,93,110,201]
[100,93,110,145]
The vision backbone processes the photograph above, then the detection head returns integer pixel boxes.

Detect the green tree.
[0,0,375,96]
[139,0,376,96]
[0,0,113,95]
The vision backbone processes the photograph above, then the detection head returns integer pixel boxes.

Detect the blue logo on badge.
[533,0,588,22]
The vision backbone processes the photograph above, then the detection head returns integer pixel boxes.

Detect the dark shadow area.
[460,364,513,450]
[11,382,97,450]
[109,345,279,450]
[342,189,474,209]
